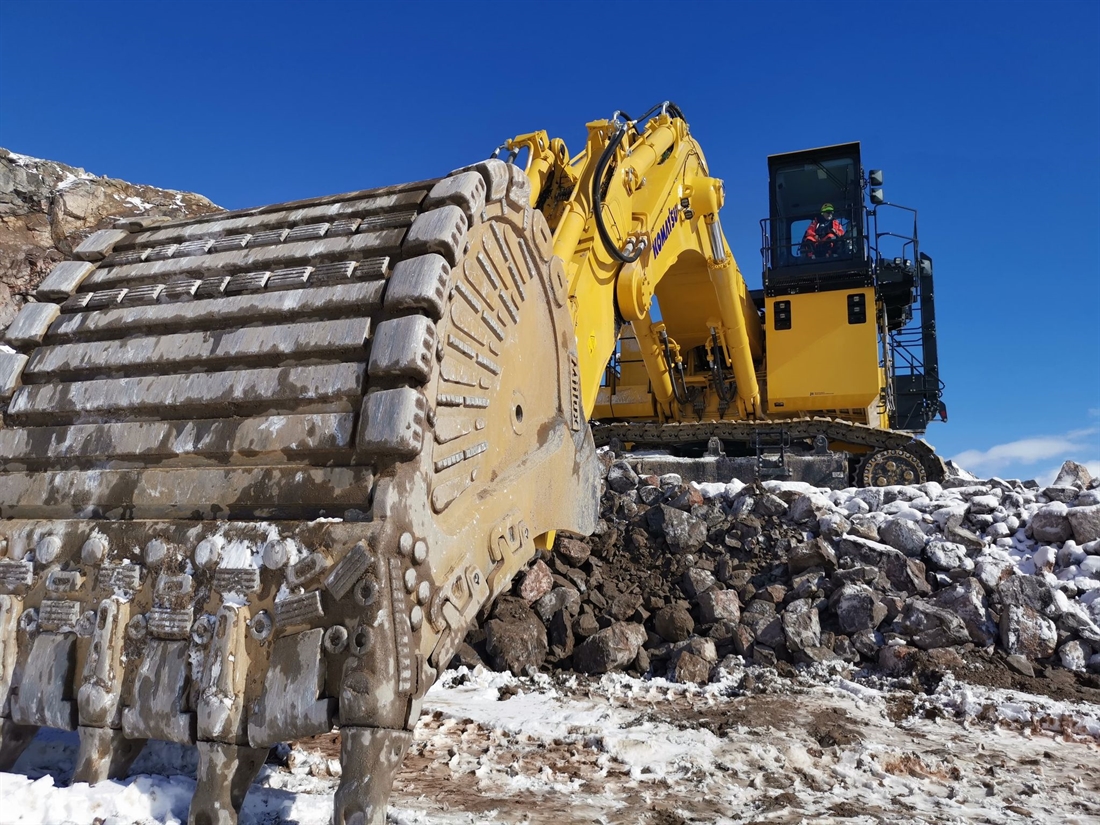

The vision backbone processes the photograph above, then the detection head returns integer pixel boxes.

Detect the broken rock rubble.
[462,458,1100,683]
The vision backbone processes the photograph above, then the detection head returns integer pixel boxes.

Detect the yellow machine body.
[527,114,897,437]
[764,288,881,422]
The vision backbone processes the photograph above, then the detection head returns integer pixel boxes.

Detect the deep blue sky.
[2,0,1098,482]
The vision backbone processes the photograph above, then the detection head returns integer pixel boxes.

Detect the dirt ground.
[283,664,1100,825]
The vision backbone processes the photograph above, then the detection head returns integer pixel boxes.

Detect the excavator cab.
[760,141,942,437]
[763,141,869,285]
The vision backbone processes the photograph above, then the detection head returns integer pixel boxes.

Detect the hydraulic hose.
[592,123,635,263]
[592,102,684,264]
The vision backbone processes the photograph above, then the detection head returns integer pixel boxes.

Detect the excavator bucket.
[0,159,598,824]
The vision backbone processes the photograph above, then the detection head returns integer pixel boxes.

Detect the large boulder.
[755,493,789,517]
[533,586,581,623]
[789,537,838,575]
[879,517,928,557]
[647,505,708,553]
[924,540,974,573]
[697,589,741,624]
[944,517,986,551]
[668,651,711,684]
[1053,460,1093,490]
[974,550,1015,593]
[1000,605,1057,659]
[547,609,575,661]
[787,493,833,524]
[741,601,785,649]
[898,600,971,650]
[680,568,717,599]
[606,460,640,493]
[1058,640,1092,672]
[830,583,887,634]
[484,597,549,674]
[838,535,932,595]
[555,537,591,566]
[878,644,919,676]
[573,622,648,674]
[519,560,554,604]
[932,578,996,646]
[1030,502,1073,543]
[781,598,821,658]
[654,604,695,643]
[1067,504,1100,544]
[996,575,1060,618]
[969,494,1001,515]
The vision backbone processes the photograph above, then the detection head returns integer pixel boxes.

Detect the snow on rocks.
[831,583,887,634]
[1000,605,1058,658]
[462,458,1100,685]
[1030,501,1074,542]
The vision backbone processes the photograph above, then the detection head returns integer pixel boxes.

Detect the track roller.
[857,448,928,487]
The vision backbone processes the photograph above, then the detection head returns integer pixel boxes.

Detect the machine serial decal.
[651,205,680,259]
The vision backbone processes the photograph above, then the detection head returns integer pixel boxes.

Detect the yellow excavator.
[0,104,943,824]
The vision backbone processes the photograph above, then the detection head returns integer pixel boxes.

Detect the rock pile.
[462,457,1100,684]
[0,148,219,326]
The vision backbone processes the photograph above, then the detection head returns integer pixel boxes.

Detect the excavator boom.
[513,109,765,421]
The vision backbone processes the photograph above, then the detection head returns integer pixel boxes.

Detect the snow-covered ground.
[3,663,1098,825]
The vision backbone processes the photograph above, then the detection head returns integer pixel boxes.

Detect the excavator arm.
[510,106,764,420]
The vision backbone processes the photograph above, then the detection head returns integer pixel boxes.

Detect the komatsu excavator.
[0,104,943,824]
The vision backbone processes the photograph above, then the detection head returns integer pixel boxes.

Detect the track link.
[0,161,598,823]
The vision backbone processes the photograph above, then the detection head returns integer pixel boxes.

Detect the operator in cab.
[800,203,845,259]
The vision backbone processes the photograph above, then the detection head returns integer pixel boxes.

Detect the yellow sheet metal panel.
[594,384,655,419]
[765,288,881,413]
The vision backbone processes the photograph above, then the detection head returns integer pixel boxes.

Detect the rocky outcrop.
[0,148,219,326]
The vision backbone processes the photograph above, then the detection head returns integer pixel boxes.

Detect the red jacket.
[803,217,845,244]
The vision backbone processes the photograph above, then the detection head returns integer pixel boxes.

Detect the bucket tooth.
[121,639,196,743]
[186,602,265,823]
[11,631,77,730]
[72,587,139,782]
[247,628,334,747]
[337,548,414,731]
[334,727,413,825]
[0,594,21,718]
[73,726,146,784]
[0,718,37,771]
[189,741,269,825]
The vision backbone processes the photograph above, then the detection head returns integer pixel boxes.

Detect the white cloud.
[951,426,1099,481]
